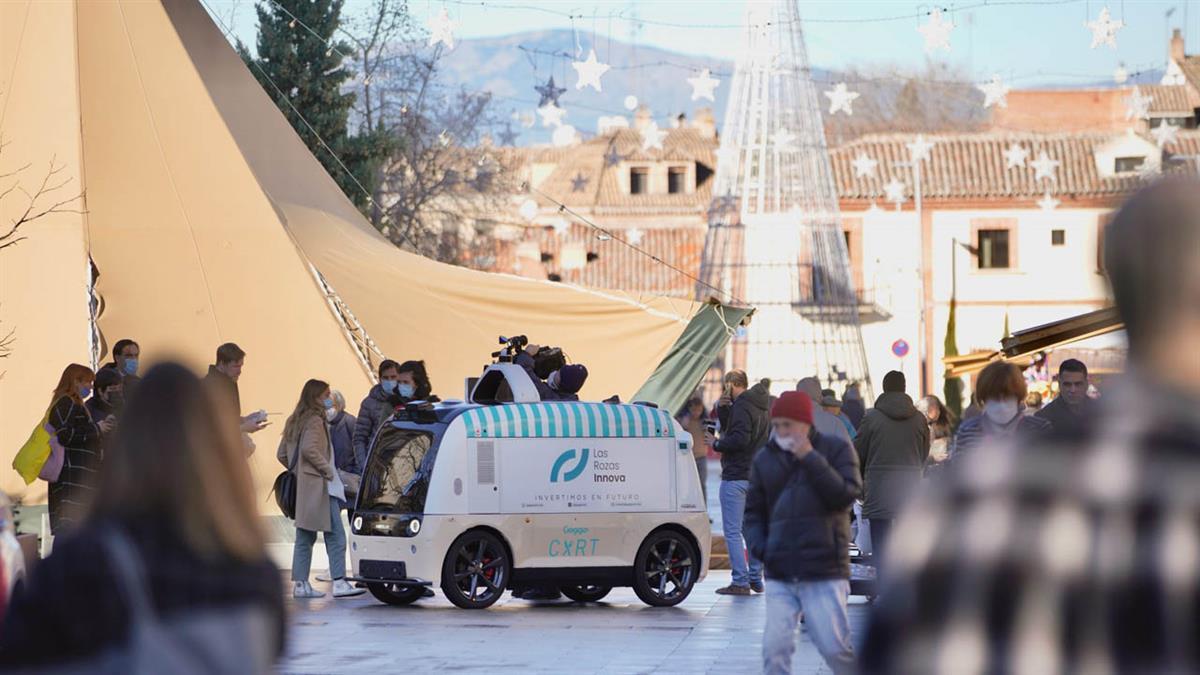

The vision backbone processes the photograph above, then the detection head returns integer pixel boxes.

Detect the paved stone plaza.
[278,570,870,674]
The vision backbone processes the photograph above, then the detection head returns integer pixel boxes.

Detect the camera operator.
[517,344,588,402]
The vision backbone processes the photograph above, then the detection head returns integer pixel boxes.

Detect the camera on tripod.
[492,335,568,379]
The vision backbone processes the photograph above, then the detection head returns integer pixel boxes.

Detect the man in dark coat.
[852,370,929,568]
[1036,358,1096,437]
[706,369,771,595]
[100,338,141,395]
[745,391,860,675]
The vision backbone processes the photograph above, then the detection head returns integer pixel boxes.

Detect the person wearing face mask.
[353,360,404,469]
[950,361,1052,460]
[744,391,861,675]
[46,364,104,534]
[86,367,123,450]
[101,338,141,395]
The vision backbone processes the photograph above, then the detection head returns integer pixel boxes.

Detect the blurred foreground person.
[861,178,1200,672]
[0,363,284,673]
[745,391,860,675]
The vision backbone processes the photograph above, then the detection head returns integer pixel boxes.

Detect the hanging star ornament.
[1003,143,1028,170]
[535,76,566,108]
[641,121,667,151]
[427,7,455,49]
[918,8,955,53]
[570,172,589,192]
[1125,86,1152,121]
[625,228,644,246]
[884,179,906,207]
[537,103,566,128]
[978,75,1011,109]
[1037,191,1060,211]
[851,153,878,179]
[1113,65,1129,85]
[824,83,860,116]
[1085,7,1124,49]
[497,124,518,146]
[571,49,610,93]
[603,146,624,167]
[1031,151,1060,182]
[1152,123,1180,148]
[687,68,721,102]
[906,135,934,162]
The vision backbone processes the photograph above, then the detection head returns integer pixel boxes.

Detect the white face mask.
[325,407,339,422]
[772,431,797,452]
[983,398,1020,426]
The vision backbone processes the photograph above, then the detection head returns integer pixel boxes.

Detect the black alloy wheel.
[632,529,698,607]
[367,582,425,606]
[560,584,613,603]
[441,530,510,609]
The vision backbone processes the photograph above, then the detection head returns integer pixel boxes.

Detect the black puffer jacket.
[713,381,771,481]
[744,430,862,581]
[854,391,930,520]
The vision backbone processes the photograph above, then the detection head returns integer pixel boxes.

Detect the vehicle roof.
[457,400,676,440]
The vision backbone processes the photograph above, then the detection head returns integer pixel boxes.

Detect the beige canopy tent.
[942,307,1124,378]
[0,0,706,502]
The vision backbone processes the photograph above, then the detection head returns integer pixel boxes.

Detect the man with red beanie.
[745,391,861,675]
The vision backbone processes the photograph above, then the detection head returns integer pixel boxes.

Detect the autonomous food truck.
[346,348,710,610]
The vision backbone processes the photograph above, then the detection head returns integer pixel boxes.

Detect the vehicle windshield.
[359,426,435,513]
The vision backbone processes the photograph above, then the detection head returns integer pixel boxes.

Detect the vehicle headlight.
[353,515,364,532]
[407,519,421,535]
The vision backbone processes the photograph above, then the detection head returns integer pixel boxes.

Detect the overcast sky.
[207,0,1191,86]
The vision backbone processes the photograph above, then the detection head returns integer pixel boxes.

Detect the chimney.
[672,112,687,129]
[692,107,717,139]
[1172,28,1185,63]
[634,105,653,133]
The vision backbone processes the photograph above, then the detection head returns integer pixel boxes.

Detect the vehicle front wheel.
[632,529,698,607]
[560,584,612,603]
[441,530,510,609]
[367,582,425,606]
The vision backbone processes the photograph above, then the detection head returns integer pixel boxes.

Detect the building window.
[978,229,1011,269]
[1149,116,1190,129]
[630,167,648,194]
[668,167,687,194]
[1051,229,1065,246]
[1114,156,1145,174]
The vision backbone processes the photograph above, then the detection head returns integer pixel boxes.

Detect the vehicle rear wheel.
[632,529,698,607]
[560,584,612,603]
[441,530,510,609]
[367,582,424,606]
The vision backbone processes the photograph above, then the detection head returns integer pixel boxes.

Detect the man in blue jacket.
[745,391,861,675]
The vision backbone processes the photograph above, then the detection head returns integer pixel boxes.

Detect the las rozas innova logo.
[549,448,626,483]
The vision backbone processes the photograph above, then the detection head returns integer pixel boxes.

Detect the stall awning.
[943,307,1124,378]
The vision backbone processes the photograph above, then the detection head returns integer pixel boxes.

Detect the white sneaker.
[332,578,366,598]
[293,581,325,599]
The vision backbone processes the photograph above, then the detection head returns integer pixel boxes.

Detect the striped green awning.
[461,402,675,439]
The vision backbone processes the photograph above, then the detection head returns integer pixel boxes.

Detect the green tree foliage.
[943,295,964,419]
[238,0,391,211]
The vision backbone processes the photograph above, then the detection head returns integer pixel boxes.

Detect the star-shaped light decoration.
[641,121,667,151]
[537,103,566,128]
[570,172,589,192]
[1085,7,1124,49]
[773,128,796,150]
[1113,66,1129,84]
[1125,86,1152,121]
[1037,191,1060,211]
[1162,60,1186,86]
[883,179,906,207]
[918,8,955,53]
[906,135,934,162]
[626,228,644,246]
[977,74,1011,109]
[851,153,878,179]
[550,217,571,236]
[865,201,883,215]
[824,83,860,116]
[687,69,721,102]
[518,199,539,221]
[1152,123,1180,148]
[1031,151,1060,182]
[535,76,566,108]
[1003,143,1028,169]
[571,49,610,93]
[623,95,639,111]
[497,123,518,146]
[427,7,455,49]
[603,146,624,167]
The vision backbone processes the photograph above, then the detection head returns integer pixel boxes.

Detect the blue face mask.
[322,398,334,409]
[381,380,398,394]
[398,383,416,399]
[79,386,92,399]
[122,358,139,376]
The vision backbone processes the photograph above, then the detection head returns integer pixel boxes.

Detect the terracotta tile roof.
[830,131,1179,201]
[1177,56,1200,95]
[1141,84,1199,114]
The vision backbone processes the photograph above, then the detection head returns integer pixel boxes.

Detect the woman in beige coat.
[278,379,364,599]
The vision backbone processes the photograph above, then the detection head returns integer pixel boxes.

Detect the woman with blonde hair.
[46,363,106,533]
[279,378,364,599]
[0,362,285,671]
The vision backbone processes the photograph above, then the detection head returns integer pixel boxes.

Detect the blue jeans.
[763,579,855,675]
[292,497,346,582]
[719,480,763,587]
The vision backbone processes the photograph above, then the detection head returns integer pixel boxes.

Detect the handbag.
[12,410,65,485]
[271,436,301,520]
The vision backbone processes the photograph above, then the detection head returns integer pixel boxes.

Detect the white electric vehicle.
[347,361,709,609]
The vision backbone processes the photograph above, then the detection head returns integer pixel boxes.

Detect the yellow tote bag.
[12,411,52,485]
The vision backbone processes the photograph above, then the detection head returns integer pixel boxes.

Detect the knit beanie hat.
[770,390,813,425]
[556,364,588,394]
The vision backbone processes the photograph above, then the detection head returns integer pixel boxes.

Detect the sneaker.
[715,584,752,596]
[750,581,764,593]
[332,578,366,598]
[293,581,325,599]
